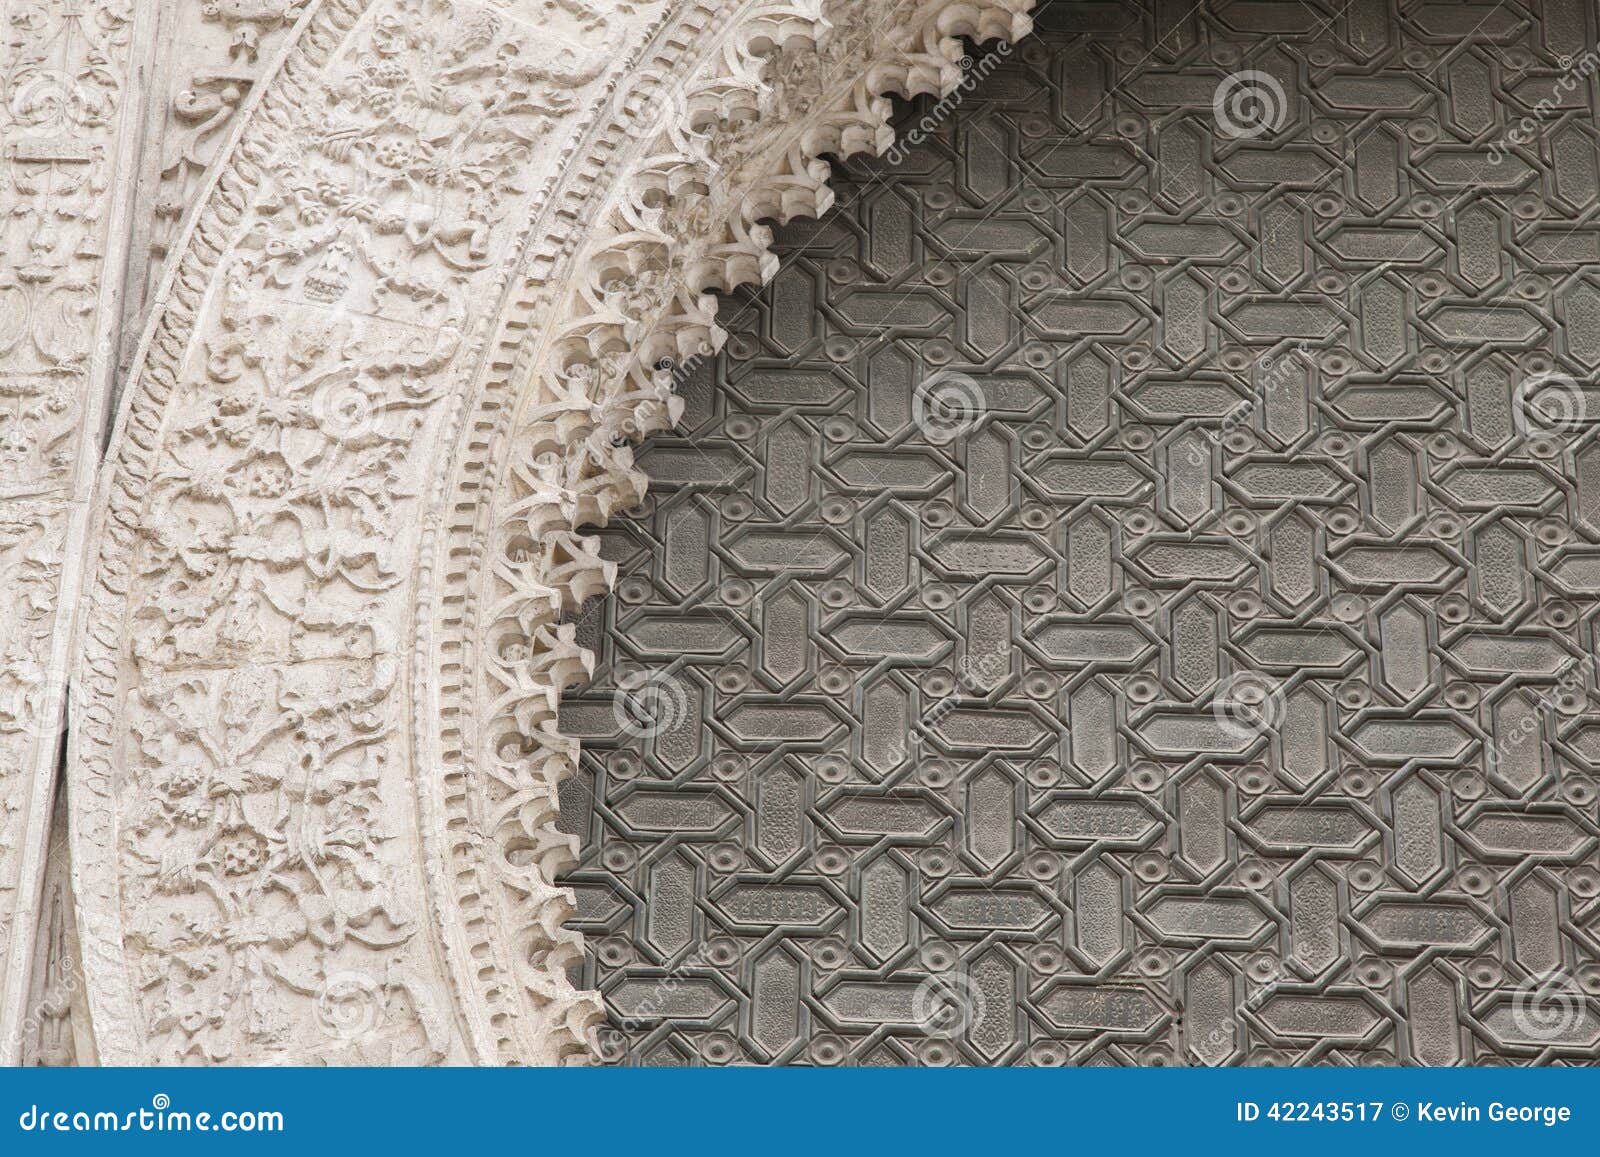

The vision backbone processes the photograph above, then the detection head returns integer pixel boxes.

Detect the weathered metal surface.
[563,0,1600,1065]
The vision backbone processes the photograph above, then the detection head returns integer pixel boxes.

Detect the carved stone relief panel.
[114,0,310,381]
[70,0,631,1066]
[561,0,1600,1065]
[0,0,153,1059]
[67,0,1034,1065]
[17,788,93,1066]
[41,0,1600,1069]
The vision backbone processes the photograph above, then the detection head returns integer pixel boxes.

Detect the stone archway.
[58,0,1035,1065]
[20,0,1600,1069]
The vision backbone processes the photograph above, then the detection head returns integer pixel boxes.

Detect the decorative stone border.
[0,0,158,1063]
[66,0,1034,1064]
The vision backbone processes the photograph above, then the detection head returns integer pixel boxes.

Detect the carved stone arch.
[66,0,1034,1065]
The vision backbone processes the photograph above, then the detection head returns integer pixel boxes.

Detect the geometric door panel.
[560,0,1600,1064]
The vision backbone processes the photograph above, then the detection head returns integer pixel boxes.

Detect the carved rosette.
[69,0,1033,1064]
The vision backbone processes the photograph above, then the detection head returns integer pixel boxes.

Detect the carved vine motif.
[0,512,64,965]
[0,515,64,731]
[124,0,626,372]
[107,0,607,1064]
[72,0,1033,1066]
[114,0,305,383]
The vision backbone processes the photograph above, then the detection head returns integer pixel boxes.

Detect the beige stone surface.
[0,0,157,1063]
[0,0,1032,1064]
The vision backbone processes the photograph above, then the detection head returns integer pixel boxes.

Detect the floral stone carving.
[62,0,1034,1065]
